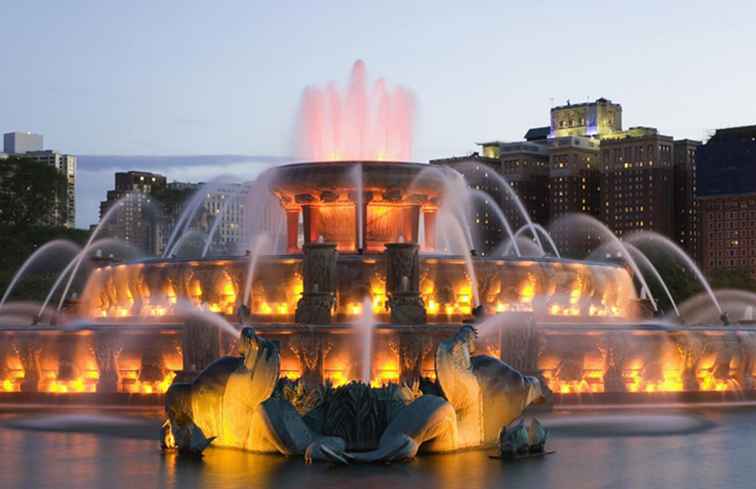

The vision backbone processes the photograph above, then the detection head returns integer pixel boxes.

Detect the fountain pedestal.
[385,242,426,324]
[295,242,337,324]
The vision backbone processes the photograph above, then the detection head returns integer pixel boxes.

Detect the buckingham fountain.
[1,61,756,462]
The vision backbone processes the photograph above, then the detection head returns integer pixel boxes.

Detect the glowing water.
[469,189,520,256]
[454,161,544,254]
[203,193,241,257]
[626,231,723,316]
[242,235,271,308]
[57,196,132,311]
[355,296,376,383]
[296,60,415,161]
[623,242,680,317]
[550,213,658,312]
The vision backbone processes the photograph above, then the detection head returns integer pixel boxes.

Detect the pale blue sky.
[2,1,755,227]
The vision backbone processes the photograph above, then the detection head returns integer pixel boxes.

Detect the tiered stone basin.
[0,160,753,400]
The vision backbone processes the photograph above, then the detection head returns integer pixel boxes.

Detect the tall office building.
[99,171,168,254]
[697,125,756,278]
[674,139,703,261]
[432,98,700,259]
[600,128,676,239]
[428,154,503,254]
[3,132,43,154]
[547,136,602,256]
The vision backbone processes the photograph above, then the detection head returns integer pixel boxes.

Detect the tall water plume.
[296,60,415,161]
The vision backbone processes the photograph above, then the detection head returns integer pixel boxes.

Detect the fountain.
[1,60,755,464]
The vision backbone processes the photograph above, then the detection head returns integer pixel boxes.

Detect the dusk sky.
[2,1,755,228]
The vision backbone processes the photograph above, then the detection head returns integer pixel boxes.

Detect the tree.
[0,156,67,228]
[708,268,756,292]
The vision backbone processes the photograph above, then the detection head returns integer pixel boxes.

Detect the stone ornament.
[164,325,545,463]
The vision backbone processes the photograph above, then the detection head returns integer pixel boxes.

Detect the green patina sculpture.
[163,325,544,462]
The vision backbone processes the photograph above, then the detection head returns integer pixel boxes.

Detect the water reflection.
[1,408,755,489]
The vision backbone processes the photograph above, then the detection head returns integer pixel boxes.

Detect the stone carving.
[92,333,123,393]
[164,325,544,463]
[289,334,332,387]
[387,293,426,325]
[599,334,627,393]
[385,242,426,324]
[13,337,42,392]
[390,333,433,386]
[673,333,705,391]
[295,243,338,324]
[295,292,336,325]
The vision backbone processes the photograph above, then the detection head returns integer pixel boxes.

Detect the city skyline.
[3,1,756,229]
[3,1,755,157]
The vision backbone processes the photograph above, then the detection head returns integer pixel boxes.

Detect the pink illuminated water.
[296,60,415,161]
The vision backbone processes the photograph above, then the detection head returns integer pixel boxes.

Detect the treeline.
[0,157,89,301]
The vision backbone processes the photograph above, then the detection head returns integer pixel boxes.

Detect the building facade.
[674,139,703,261]
[432,98,701,260]
[547,136,602,255]
[550,98,622,139]
[99,171,168,255]
[3,132,43,154]
[599,128,675,240]
[697,125,756,278]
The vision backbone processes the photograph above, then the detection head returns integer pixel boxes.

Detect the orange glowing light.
[325,370,347,387]
[371,361,400,387]
[519,276,536,303]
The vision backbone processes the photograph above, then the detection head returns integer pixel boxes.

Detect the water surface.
[0,404,753,489]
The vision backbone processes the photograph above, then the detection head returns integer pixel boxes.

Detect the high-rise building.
[549,98,622,139]
[696,125,756,278]
[432,98,701,259]
[547,136,602,255]
[428,154,503,254]
[3,132,43,154]
[499,141,550,228]
[674,139,703,261]
[600,128,675,240]
[99,171,168,254]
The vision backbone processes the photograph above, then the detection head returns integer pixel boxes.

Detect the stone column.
[13,336,42,393]
[182,319,221,373]
[93,332,122,393]
[286,208,300,253]
[422,207,437,251]
[385,242,426,324]
[294,242,337,324]
[348,190,372,252]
